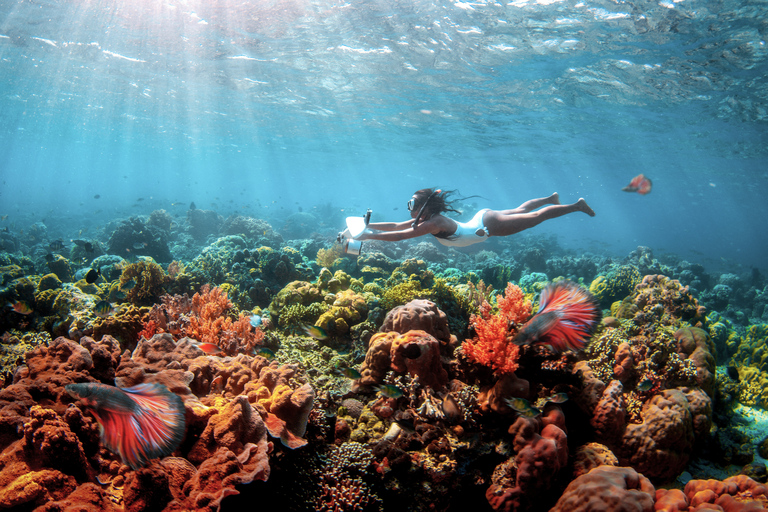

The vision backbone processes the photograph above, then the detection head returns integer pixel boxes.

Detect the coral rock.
[357,330,449,390]
[390,330,448,390]
[683,475,768,511]
[674,326,717,398]
[573,443,620,478]
[262,382,315,449]
[617,389,695,482]
[591,380,627,443]
[380,299,452,344]
[550,465,655,512]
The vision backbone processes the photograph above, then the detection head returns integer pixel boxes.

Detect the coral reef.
[3,212,768,512]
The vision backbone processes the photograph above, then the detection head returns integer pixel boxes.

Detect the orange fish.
[513,281,601,352]
[65,382,186,470]
[190,341,224,356]
[622,174,652,195]
[8,301,33,315]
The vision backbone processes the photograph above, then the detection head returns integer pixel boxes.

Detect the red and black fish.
[622,173,652,195]
[65,382,186,470]
[513,281,601,352]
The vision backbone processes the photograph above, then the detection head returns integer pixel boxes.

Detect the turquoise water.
[1,0,767,271]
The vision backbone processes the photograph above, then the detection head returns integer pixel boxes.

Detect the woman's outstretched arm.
[366,219,413,232]
[360,219,437,241]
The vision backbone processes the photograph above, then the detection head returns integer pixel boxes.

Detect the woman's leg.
[484,198,595,237]
[497,192,560,215]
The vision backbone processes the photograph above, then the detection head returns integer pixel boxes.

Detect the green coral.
[186,236,248,284]
[732,324,768,372]
[37,274,62,292]
[519,272,549,294]
[119,260,169,304]
[611,297,639,319]
[268,280,324,318]
[349,406,389,443]
[315,289,368,335]
[278,302,329,332]
[0,265,27,286]
[738,366,768,409]
[46,255,74,282]
[381,278,426,311]
[591,265,642,308]
[1,330,52,379]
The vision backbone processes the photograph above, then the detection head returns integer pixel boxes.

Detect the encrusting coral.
[0,332,314,511]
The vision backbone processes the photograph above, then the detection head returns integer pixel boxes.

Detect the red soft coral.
[462,283,532,375]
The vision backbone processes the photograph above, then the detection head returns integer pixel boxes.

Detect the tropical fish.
[513,280,601,352]
[85,267,101,284]
[133,242,148,250]
[210,375,225,394]
[441,393,462,422]
[302,324,328,341]
[249,315,262,328]
[120,279,136,291]
[622,174,652,195]
[337,366,362,380]
[636,378,654,392]
[376,384,404,399]
[8,301,33,315]
[253,346,275,359]
[72,239,94,252]
[49,239,66,252]
[65,382,186,470]
[93,300,114,317]
[545,392,569,404]
[504,397,541,418]
[190,341,224,356]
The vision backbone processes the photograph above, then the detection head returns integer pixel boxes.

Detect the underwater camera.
[337,209,372,256]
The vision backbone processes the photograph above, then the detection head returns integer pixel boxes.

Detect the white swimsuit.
[434,209,490,247]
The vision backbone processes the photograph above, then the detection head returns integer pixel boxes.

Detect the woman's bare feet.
[549,192,560,205]
[576,198,596,217]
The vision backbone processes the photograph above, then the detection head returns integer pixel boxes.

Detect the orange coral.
[137,320,158,341]
[141,285,264,356]
[462,283,532,375]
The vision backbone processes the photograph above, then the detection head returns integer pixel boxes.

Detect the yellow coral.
[738,366,768,409]
[589,276,609,303]
[316,245,343,268]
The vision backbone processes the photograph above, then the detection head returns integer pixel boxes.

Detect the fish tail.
[530,281,601,352]
[68,382,186,470]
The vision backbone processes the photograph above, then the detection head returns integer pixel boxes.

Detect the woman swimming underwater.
[356,188,595,247]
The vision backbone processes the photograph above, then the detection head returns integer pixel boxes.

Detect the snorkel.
[411,189,442,228]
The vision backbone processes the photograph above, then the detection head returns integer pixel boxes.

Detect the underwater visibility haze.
[2,0,768,511]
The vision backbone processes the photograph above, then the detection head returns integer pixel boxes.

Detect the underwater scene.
[2,0,768,510]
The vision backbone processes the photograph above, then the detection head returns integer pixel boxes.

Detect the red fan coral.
[462,283,532,375]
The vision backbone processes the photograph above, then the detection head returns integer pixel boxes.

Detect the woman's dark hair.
[411,188,463,219]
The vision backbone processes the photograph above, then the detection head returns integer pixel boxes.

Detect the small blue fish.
[376,384,404,399]
[250,315,262,328]
[302,324,328,341]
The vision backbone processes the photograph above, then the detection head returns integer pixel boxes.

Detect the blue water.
[1,0,767,272]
